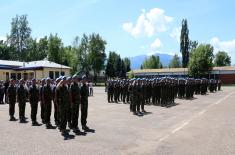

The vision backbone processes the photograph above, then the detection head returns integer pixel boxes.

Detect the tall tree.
[123,57,131,72]
[7,14,31,61]
[120,59,126,78]
[0,41,11,60]
[115,56,122,77]
[77,34,90,76]
[169,54,181,68]
[37,36,48,60]
[188,44,214,78]
[105,52,115,78]
[214,51,231,66]
[47,34,63,64]
[180,19,189,68]
[88,33,107,82]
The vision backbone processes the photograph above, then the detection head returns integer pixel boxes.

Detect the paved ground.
[0,86,235,155]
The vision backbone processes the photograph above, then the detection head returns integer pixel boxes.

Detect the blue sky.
[0,0,235,63]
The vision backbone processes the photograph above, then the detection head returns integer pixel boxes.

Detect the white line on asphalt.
[158,91,235,143]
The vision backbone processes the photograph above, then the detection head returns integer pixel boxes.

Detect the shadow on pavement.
[84,128,95,133]
[63,134,75,140]
[74,130,87,136]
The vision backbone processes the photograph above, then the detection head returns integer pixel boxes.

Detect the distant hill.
[129,53,180,69]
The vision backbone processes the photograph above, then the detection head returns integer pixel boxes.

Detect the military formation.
[0,75,91,136]
[106,77,221,115]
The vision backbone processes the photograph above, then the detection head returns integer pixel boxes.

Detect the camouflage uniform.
[17,84,27,122]
[29,84,39,125]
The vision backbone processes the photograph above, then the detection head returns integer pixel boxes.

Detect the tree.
[180,19,189,68]
[189,40,198,52]
[214,51,231,66]
[88,33,107,82]
[120,59,126,78]
[0,41,11,60]
[141,55,162,69]
[188,44,214,78]
[123,57,131,72]
[37,36,48,60]
[115,56,122,77]
[7,14,31,61]
[169,54,181,68]
[105,52,116,78]
[47,34,63,64]
[77,34,90,76]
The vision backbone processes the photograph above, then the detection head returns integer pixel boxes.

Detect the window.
[29,72,34,80]
[49,71,54,79]
[17,73,21,80]
[61,71,65,76]
[11,73,16,80]
[55,71,60,78]
[6,72,9,80]
[23,73,28,80]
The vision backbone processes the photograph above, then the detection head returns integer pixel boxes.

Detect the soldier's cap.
[55,78,61,82]
[41,78,46,81]
[20,79,24,82]
[72,74,77,79]
[31,78,36,82]
[67,76,72,80]
[46,77,51,81]
[62,76,67,80]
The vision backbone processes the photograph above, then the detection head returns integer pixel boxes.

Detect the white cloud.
[123,8,173,37]
[210,37,235,63]
[170,27,181,42]
[150,38,162,50]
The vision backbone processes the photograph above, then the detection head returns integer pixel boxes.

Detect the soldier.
[43,78,53,129]
[0,81,4,104]
[17,79,27,123]
[80,75,90,131]
[218,80,221,91]
[7,79,17,121]
[107,80,112,103]
[53,78,60,126]
[70,75,81,133]
[66,77,72,129]
[4,79,9,104]
[128,79,134,112]
[40,78,46,123]
[57,77,70,135]
[29,79,40,126]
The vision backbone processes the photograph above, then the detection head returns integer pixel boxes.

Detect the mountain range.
[129,53,177,70]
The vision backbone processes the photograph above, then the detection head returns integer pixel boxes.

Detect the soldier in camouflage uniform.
[70,75,81,133]
[57,77,70,135]
[7,79,17,121]
[17,79,27,123]
[43,78,53,129]
[80,75,90,131]
[52,78,60,126]
[29,79,40,126]
[40,78,46,123]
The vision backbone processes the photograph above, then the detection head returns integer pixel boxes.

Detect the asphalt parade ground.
[0,86,235,155]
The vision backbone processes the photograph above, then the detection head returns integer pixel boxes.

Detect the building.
[131,66,235,84]
[0,60,71,81]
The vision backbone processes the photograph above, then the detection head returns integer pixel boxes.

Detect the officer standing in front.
[80,75,90,131]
